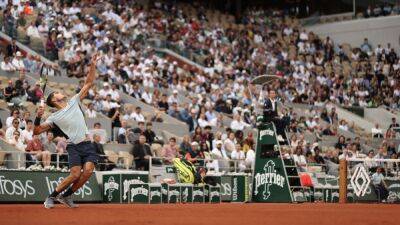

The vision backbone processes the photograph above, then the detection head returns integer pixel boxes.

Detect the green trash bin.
[102,171,149,203]
[168,184,181,203]
[180,184,193,203]
[103,174,121,203]
[161,183,169,203]
[129,183,149,204]
[149,183,162,204]
[192,185,205,203]
[208,186,221,203]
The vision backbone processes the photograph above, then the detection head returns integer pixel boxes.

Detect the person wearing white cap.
[11,51,25,71]
[167,90,179,104]
[98,82,112,99]
[210,140,229,172]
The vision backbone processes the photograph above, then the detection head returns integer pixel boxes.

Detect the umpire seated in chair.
[262,90,289,142]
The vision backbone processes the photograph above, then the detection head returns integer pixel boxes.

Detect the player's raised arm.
[33,105,52,135]
[78,53,99,101]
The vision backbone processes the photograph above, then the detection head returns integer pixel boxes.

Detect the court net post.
[339,159,347,203]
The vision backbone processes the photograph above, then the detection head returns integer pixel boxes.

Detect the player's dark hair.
[46,92,56,108]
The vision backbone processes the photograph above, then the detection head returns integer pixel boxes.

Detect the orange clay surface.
[1,203,400,225]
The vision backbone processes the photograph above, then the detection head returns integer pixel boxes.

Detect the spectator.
[1,56,16,72]
[11,51,26,71]
[86,103,97,118]
[42,131,57,165]
[108,107,121,130]
[130,106,145,122]
[335,135,347,153]
[364,150,378,170]
[21,119,33,143]
[230,114,250,131]
[5,118,22,141]
[117,120,128,144]
[185,141,204,164]
[161,137,180,163]
[231,144,246,171]
[26,21,41,39]
[6,109,20,128]
[168,102,181,119]
[371,123,384,138]
[4,80,17,103]
[371,167,389,202]
[158,94,169,111]
[314,148,325,164]
[55,137,69,168]
[388,117,399,129]
[168,90,179,104]
[245,146,256,169]
[293,146,307,172]
[6,38,18,57]
[8,130,26,151]
[132,134,152,171]
[19,111,31,130]
[143,122,156,144]
[223,132,236,157]
[180,135,192,155]
[92,133,115,171]
[26,134,51,168]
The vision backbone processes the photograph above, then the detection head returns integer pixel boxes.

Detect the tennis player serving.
[34,53,100,209]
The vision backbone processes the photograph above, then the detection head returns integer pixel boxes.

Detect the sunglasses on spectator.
[13,122,19,124]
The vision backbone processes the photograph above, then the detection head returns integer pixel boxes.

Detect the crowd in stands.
[363,3,400,18]
[0,0,399,174]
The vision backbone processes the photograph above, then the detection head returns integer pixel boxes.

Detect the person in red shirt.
[26,135,51,168]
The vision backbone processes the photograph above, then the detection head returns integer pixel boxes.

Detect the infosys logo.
[0,175,35,198]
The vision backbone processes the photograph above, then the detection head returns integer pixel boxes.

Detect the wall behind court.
[306,15,400,52]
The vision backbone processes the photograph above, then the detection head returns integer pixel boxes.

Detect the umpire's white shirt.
[45,94,88,144]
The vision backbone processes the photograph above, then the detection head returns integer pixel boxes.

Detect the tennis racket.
[39,63,49,106]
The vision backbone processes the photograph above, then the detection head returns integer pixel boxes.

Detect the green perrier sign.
[252,122,292,202]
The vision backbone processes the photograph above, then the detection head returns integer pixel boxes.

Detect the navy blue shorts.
[66,141,99,167]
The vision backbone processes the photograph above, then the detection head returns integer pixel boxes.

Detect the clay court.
[1,203,400,225]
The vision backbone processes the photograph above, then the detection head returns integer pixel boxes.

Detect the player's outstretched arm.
[33,106,52,135]
[79,53,99,101]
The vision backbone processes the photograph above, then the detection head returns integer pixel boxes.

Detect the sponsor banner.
[0,171,101,202]
[231,174,249,202]
[252,123,292,202]
[129,184,149,204]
